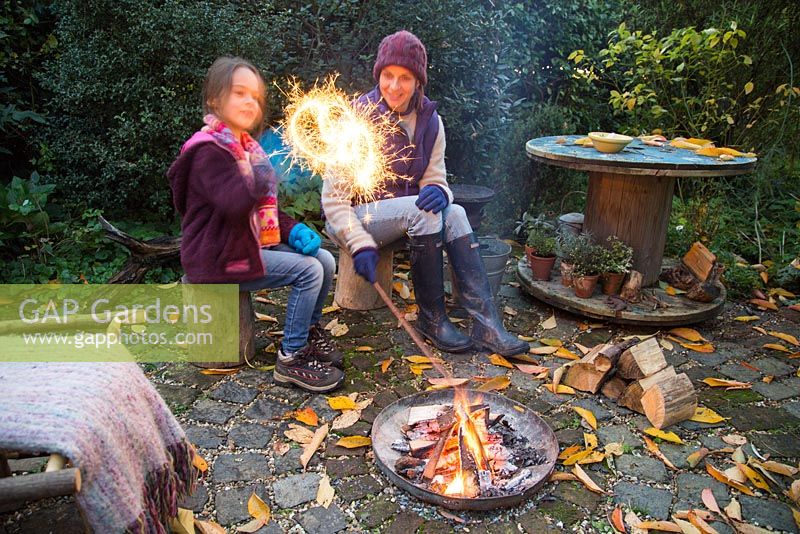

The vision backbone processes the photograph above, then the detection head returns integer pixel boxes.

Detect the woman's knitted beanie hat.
[373,30,428,86]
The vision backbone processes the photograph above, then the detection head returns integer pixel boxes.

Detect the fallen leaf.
[644,427,684,444]
[254,311,278,323]
[199,368,241,375]
[690,407,727,424]
[669,327,706,342]
[169,508,196,534]
[762,375,774,384]
[247,492,271,523]
[324,317,338,330]
[671,517,701,534]
[786,479,800,503]
[643,436,677,470]
[604,442,625,456]
[518,335,536,342]
[237,518,264,532]
[327,396,357,411]
[393,281,411,299]
[687,510,717,534]
[734,315,760,322]
[763,343,791,353]
[563,448,593,465]
[427,377,470,388]
[488,353,514,368]
[476,375,511,392]
[660,338,675,351]
[558,444,583,460]
[439,509,467,524]
[354,345,374,352]
[331,409,361,430]
[300,423,328,469]
[291,407,319,427]
[793,508,800,531]
[702,378,752,389]
[706,463,755,496]
[582,433,598,450]
[752,326,768,335]
[549,471,579,482]
[541,314,557,329]
[725,464,747,484]
[322,304,340,314]
[577,451,606,464]
[573,406,597,430]
[668,338,716,353]
[751,459,798,477]
[284,423,315,444]
[637,521,682,532]
[749,298,778,311]
[702,488,721,514]
[730,521,775,534]
[272,441,290,456]
[335,435,372,448]
[195,520,227,534]
[721,434,747,446]
[330,322,349,337]
[410,363,432,375]
[316,475,335,508]
[380,357,393,373]
[192,452,208,473]
[724,498,742,520]
[687,448,710,468]
[737,463,771,493]
[555,347,581,360]
[572,463,609,494]
[575,342,591,355]
[503,305,518,316]
[611,507,626,533]
[394,271,409,280]
[624,511,647,534]
[539,338,563,347]
[543,383,575,394]
[529,345,559,355]
[515,364,549,375]
[405,355,431,364]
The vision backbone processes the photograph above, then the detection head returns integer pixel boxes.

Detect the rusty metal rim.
[370,389,558,511]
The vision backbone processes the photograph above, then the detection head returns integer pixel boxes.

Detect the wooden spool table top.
[526,136,756,176]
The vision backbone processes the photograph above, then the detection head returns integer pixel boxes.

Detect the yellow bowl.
[588,132,633,154]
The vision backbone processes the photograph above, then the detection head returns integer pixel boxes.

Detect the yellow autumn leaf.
[543,383,575,395]
[393,281,411,299]
[706,463,755,496]
[405,355,431,364]
[380,357,393,373]
[572,464,609,494]
[572,406,597,430]
[577,451,606,464]
[192,452,208,472]
[768,331,800,346]
[687,447,710,468]
[354,346,374,352]
[637,521,682,532]
[335,436,372,448]
[669,327,705,342]
[745,81,754,95]
[667,337,716,353]
[292,407,319,427]
[488,353,514,368]
[734,315,760,322]
[321,304,340,314]
[539,338,563,347]
[529,345,559,355]
[737,463,772,493]
[644,427,684,444]
[476,375,511,392]
[327,396,357,411]
[562,448,593,465]
[702,377,752,389]
[558,444,583,460]
[643,436,677,470]
[764,343,791,353]
[518,335,536,342]
[200,367,240,375]
[555,347,581,360]
[750,298,778,311]
[690,406,727,424]
[247,492,270,522]
[584,433,598,450]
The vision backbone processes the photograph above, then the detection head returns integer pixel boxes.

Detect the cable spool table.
[519,135,756,326]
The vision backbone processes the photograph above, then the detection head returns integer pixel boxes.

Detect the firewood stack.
[563,337,697,429]
[659,242,724,303]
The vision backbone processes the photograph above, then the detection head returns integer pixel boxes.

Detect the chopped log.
[620,270,643,302]
[617,366,677,413]
[422,424,455,481]
[0,468,81,505]
[593,338,640,372]
[683,242,716,282]
[407,405,448,426]
[601,376,628,401]
[685,263,724,303]
[641,373,697,429]
[617,338,668,380]
[409,440,437,458]
[563,344,612,394]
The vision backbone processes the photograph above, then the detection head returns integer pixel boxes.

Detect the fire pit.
[371,389,558,510]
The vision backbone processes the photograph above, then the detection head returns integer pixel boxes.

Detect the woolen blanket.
[0,363,198,533]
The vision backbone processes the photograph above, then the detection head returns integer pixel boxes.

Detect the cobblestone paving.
[2,251,799,533]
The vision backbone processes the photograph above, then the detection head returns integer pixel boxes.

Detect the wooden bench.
[0,453,82,513]
[334,240,407,310]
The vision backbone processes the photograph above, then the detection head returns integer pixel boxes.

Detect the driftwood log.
[100,215,180,283]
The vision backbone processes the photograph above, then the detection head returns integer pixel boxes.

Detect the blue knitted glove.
[415,185,448,213]
[352,248,379,283]
[288,223,321,256]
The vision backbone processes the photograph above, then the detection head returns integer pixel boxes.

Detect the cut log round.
[616,337,667,380]
[0,468,81,505]
[641,372,697,429]
[563,344,612,394]
[334,247,395,310]
[617,366,677,413]
[593,338,639,372]
[601,376,628,401]
[620,270,643,302]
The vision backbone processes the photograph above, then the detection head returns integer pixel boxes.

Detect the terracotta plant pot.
[601,272,626,295]
[526,247,556,281]
[559,261,575,287]
[573,274,599,298]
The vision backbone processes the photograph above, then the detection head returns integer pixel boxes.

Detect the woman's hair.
[202,56,267,137]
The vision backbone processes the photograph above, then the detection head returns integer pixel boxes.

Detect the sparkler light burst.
[280,76,409,203]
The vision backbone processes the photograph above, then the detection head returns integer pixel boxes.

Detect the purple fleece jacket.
[167,132,298,283]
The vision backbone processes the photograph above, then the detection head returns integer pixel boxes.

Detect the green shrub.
[526,227,557,257]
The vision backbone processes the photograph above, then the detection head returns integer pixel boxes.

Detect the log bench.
[333,239,407,310]
[0,452,82,513]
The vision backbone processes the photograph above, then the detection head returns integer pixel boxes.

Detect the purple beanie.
[373,30,428,86]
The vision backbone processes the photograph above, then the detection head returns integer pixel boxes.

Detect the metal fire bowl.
[371,389,558,511]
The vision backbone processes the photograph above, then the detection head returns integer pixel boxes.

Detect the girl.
[322,31,528,357]
[168,56,344,392]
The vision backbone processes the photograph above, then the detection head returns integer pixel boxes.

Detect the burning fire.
[280,76,409,203]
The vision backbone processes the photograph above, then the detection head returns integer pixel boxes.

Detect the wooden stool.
[334,241,406,310]
[182,276,254,368]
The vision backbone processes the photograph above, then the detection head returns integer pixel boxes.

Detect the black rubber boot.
[409,233,473,352]
[447,233,529,357]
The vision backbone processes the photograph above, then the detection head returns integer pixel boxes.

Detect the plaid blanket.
[0,363,199,533]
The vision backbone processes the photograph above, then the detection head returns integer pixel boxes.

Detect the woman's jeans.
[326,196,473,247]
[239,244,335,353]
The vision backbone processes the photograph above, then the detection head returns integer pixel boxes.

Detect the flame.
[443,471,466,496]
[442,387,492,497]
[280,75,410,203]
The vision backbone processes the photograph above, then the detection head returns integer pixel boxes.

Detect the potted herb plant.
[557,232,591,287]
[599,235,633,295]
[525,227,557,281]
[571,240,603,298]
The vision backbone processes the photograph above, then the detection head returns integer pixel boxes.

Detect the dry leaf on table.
[300,423,328,470]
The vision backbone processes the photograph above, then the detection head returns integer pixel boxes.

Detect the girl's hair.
[202,56,267,137]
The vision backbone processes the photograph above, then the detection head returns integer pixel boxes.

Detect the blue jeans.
[239,244,336,353]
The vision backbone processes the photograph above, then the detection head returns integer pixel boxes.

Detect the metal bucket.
[557,212,584,236]
[448,236,511,303]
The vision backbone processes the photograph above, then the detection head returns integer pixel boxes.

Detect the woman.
[322,31,527,357]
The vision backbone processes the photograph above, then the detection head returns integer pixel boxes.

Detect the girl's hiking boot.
[274,345,344,392]
[308,323,344,369]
